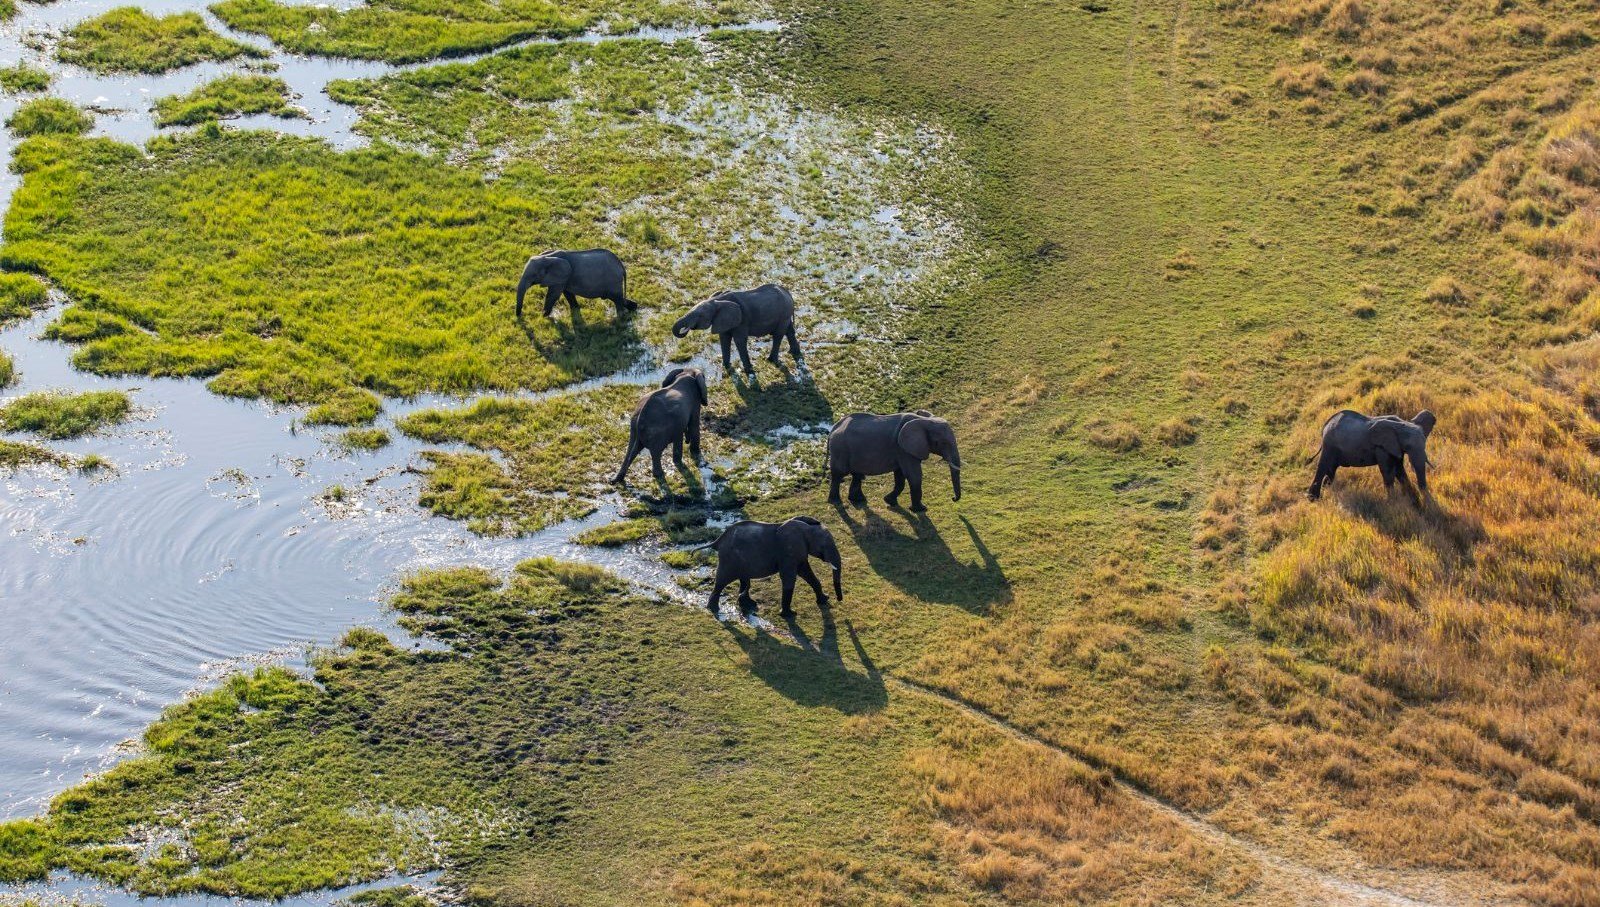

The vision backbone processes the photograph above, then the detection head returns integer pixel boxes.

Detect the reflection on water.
[0,1,781,897]
[0,302,702,823]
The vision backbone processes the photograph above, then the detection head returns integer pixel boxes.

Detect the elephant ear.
[1412,409,1437,437]
[776,520,811,562]
[710,298,744,334]
[694,370,709,405]
[913,409,933,417]
[662,367,687,389]
[897,417,932,460]
[544,256,573,284]
[1369,420,1404,459]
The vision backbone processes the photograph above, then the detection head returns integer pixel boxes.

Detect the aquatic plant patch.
[153,75,305,128]
[0,390,131,439]
[5,98,91,137]
[58,8,266,74]
[211,0,768,64]
[0,63,50,94]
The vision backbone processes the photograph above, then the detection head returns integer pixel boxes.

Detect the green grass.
[154,75,304,127]
[336,427,390,452]
[0,439,66,469]
[6,98,91,137]
[0,64,51,94]
[0,390,131,439]
[210,0,765,64]
[59,7,266,74]
[304,389,382,427]
[0,272,48,325]
[573,517,653,546]
[0,351,12,388]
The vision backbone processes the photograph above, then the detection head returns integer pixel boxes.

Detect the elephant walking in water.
[704,516,843,616]
[1308,409,1436,501]
[828,410,961,512]
[671,284,801,375]
[515,248,639,319]
[612,368,708,487]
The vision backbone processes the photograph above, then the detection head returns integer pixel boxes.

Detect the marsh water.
[0,0,778,883]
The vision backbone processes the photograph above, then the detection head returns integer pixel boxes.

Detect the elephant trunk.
[671,316,693,338]
[950,465,961,502]
[515,270,535,320]
[831,555,844,602]
[1410,448,1429,498]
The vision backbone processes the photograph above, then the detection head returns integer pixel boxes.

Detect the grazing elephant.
[1308,409,1436,501]
[612,367,708,486]
[670,284,801,374]
[828,410,961,512]
[704,516,843,616]
[515,248,639,319]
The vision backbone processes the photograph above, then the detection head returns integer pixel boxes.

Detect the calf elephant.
[671,284,801,374]
[612,367,707,486]
[515,248,639,319]
[704,516,843,616]
[1308,409,1436,501]
[828,410,961,512]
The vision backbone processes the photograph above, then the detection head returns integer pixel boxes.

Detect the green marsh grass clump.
[0,390,131,439]
[0,350,12,388]
[336,427,390,451]
[5,98,91,136]
[154,75,304,127]
[573,517,653,546]
[0,272,48,324]
[211,0,764,64]
[58,7,266,74]
[304,389,382,426]
[0,64,51,94]
[0,439,65,470]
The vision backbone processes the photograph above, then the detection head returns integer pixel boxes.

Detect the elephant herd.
[513,248,1437,616]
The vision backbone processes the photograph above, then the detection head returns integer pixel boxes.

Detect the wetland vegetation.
[0,390,131,439]
[57,7,266,74]
[3,0,1600,903]
[153,75,305,127]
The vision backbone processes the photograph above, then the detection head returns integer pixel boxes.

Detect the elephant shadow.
[520,300,640,378]
[1332,480,1485,565]
[723,611,885,715]
[835,509,1009,615]
[708,369,834,439]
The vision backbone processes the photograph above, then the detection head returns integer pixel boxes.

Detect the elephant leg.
[611,436,641,484]
[563,290,578,310]
[779,567,797,617]
[720,334,734,372]
[737,578,757,612]
[1379,458,1397,491]
[707,576,729,614]
[671,436,689,474]
[543,285,563,317]
[649,449,669,487]
[687,421,704,466]
[608,294,634,317]
[1392,456,1418,498]
[768,332,783,364]
[828,470,845,504]
[786,324,803,362]
[733,334,755,374]
[797,561,826,605]
[848,473,867,504]
[885,468,906,507]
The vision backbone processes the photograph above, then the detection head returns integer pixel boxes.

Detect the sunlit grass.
[154,75,305,127]
[0,390,131,439]
[59,7,265,74]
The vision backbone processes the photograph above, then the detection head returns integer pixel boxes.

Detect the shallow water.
[0,301,718,824]
[0,0,779,836]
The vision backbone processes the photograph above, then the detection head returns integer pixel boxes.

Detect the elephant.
[670,284,801,374]
[612,367,708,486]
[703,516,843,616]
[828,410,961,512]
[1308,409,1436,501]
[515,248,639,320]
